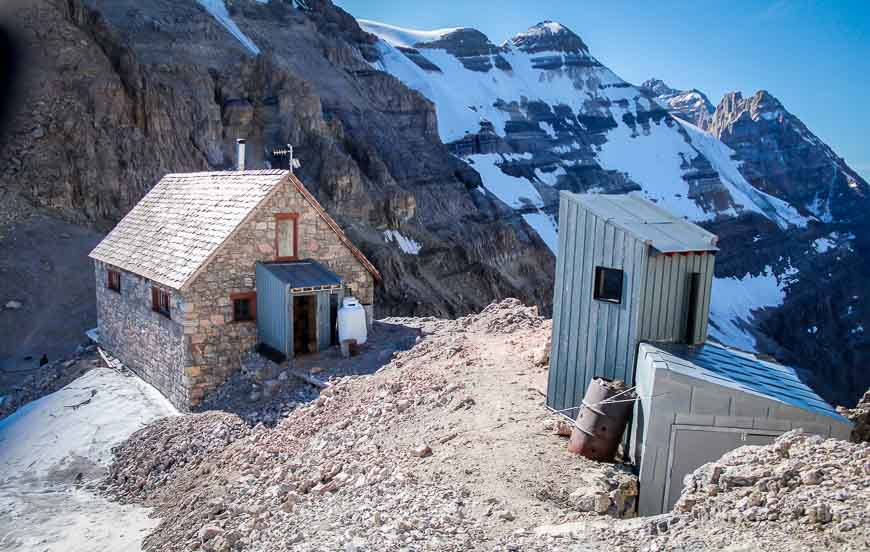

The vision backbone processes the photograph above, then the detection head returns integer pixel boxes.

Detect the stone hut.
[89,169,380,409]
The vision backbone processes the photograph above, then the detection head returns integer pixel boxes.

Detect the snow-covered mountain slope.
[360,18,869,403]
[362,20,807,230]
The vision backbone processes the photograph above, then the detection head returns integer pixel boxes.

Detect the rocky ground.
[103,300,642,551]
[635,430,870,552]
[5,298,866,551]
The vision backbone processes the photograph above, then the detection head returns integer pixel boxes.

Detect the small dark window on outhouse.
[594,267,623,304]
[107,269,121,293]
[232,292,256,322]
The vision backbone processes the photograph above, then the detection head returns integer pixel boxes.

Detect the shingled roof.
[89,170,381,290]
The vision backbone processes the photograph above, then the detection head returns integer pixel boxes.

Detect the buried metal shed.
[256,260,345,359]
[630,342,852,515]
[548,192,719,419]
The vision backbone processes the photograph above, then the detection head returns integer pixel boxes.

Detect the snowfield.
[708,265,797,351]
[361,19,819,352]
[0,368,177,552]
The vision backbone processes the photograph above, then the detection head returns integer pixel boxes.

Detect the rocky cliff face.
[707,90,868,225]
[705,90,870,405]
[0,0,554,318]
[2,2,867,404]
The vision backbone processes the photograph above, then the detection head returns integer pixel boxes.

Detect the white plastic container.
[337,296,367,345]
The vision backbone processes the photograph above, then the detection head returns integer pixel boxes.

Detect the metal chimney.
[236,139,246,171]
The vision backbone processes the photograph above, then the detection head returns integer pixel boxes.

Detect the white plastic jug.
[337,296,367,345]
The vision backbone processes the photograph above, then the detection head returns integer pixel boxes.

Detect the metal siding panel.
[640,256,654,339]
[627,242,648,385]
[317,292,331,351]
[671,255,687,340]
[546,198,571,408]
[606,228,626,380]
[565,207,591,413]
[650,256,665,340]
[662,257,676,340]
[552,200,581,411]
[286,291,294,359]
[596,223,615,377]
[700,254,715,342]
[583,215,605,395]
[616,235,637,380]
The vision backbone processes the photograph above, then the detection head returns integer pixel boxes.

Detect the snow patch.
[197,0,261,55]
[676,119,810,229]
[358,20,461,49]
[0,368,177,551]
[467,154,544,209]
[522,211,558,253]
[709,265,796,351]
[383,230,422,255]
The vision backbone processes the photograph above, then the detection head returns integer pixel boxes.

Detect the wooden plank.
[286,368,330,389]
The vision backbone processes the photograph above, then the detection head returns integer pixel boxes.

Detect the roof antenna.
[272,144,301,174]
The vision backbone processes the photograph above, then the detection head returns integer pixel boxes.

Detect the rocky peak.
[510,21,588,54]
[709,89,869,224]
[640,78,714,128]
[416,27,511,72]
[640,78,678,97]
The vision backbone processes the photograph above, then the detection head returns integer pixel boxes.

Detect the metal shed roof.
[567,193,719,253]
[646,342,848,421]
[258,260,343,289]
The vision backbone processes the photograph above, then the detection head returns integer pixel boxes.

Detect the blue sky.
[336,0,869,181]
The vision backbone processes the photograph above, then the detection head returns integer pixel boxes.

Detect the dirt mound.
[638,430,870,551]
[107,412,251,502]
[462,298,545,334]
[104,300,638,551]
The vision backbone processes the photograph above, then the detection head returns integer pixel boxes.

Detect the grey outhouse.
[547,193,719,418]
[256,260,345,359]
[631,342,852,515]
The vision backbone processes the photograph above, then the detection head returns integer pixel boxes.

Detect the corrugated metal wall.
[547,193,648,417]
[256,263,292,356]
[637,252,715,344]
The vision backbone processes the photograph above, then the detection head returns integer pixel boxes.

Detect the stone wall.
[94,261,189,407]
[182,178,376,404]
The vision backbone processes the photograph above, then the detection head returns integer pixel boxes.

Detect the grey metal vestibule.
[547,192,719,418]
[255,260,345,359]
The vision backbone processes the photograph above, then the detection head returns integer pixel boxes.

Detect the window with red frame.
[152,287,171,318]
[275,213,298,260]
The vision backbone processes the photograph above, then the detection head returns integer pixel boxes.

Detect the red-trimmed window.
[107,269,121,293]
[232,292,257,322]
[275,213,299,261]
[152,287,171,318]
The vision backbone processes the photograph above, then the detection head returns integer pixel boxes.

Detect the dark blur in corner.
[0,2,25,143]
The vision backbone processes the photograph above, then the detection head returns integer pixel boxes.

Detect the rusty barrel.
[567,378,635,461]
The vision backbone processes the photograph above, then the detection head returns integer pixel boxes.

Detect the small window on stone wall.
[107,269,121,293]
[152,287,171,318]
[232,292,256,322]
[275,213,298,261]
